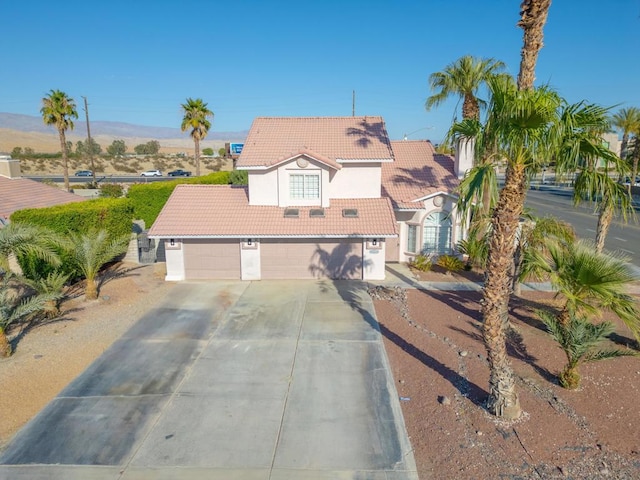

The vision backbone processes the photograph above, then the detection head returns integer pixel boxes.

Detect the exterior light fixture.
[372,238,378,246]
[247,238,253,246]
[170,239,175,246]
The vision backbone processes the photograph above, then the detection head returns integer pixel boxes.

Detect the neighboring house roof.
[149,185,398,238]
[0,176,86,220]
[236,116,395,169]
[382,140,459,210]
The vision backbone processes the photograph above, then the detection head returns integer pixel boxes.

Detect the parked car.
[167,169,192,177]
[140,170,162,177]
[74,170,92,177]
[621,176,640,187]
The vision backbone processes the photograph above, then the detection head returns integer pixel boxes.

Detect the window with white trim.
[290,173,320,199]
[422,211,452,255]
[407,224,417,253]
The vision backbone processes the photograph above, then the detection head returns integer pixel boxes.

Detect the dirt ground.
[1,266,639,479]
[371,284,640,479]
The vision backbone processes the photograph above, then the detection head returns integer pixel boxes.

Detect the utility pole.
[82,96,96,183]
[352,90,355,117]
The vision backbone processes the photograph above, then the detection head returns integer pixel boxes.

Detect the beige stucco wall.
[363,239,386,280]
[329,163,381,199]
[164,239,185,281]
[240,239,261,280]
[248,169,279,205]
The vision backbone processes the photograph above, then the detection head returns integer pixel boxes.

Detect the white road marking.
[586,228,596,233]
[614,237,627,242]
[620,249,635,255]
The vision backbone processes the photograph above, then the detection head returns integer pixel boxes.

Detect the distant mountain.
[0,112,247,141]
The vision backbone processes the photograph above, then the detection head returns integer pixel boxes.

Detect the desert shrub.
[41,178,58,188]
[457,235,488,270]
[410,254,432,272]
[436,254,465,272]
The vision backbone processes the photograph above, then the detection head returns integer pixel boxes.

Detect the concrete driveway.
[0,280,417,479]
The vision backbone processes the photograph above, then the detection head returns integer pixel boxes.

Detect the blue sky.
[2,0,639,143]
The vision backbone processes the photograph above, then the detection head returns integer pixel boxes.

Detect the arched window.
[422,211,452,255]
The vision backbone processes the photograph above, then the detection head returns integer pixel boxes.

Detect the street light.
[402,126,434,141]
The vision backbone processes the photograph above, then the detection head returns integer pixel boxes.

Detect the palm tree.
[0,276,57,357]
[478,0,551,419]
[180,98,213,177]
[24,271,68,318]
[0,223,61,274]
[41,90,78,191]
[555,104,635,253]
[67,230,130,300]
[425,55,506,121]
[611,107,640,162]
[529,239,640,341]
[537,310,636,389]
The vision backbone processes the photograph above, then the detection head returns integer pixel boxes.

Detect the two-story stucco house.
[149,116,471,281]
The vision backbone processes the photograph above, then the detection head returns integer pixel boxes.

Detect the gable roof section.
[149,185,398,238]
[236,116,394,169]
[382,140,459,210]
[0,176,87,220]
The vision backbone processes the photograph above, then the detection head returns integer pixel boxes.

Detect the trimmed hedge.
[128,171,231,228]
[10,198,134,239]
[10,198,134,280]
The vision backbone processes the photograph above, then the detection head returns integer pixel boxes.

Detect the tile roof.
[149,185,398,238]
[0,176,87,220]
[382,140,459,209]
[236,117,394,168]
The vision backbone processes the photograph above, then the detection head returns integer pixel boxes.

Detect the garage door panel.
[261,239,362,280]
[183,239,240,279]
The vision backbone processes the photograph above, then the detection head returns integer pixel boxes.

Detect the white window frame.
[289,173,320,200]
[422,211,452,255]
[406,224,418,253]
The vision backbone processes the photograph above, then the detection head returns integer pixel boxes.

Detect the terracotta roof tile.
[149,185,398,238]
[382,140,459,209]
[237,117,394,168]
[0,176,87,220]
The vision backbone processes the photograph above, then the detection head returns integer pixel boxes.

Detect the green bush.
[100,183,124,198]
[128,171,231,227]
[436,254,465,272]
[11,198,134,280]
[229,170,248,185]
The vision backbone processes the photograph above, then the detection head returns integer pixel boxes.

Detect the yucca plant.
[436,254,465,273]
[537,310,637,389]
[410,254,432,272]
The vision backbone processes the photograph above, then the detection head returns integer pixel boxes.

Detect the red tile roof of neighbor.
[0,176,86,220]
[149,185,398,238]
[237,117,395,168]
[382,140,459,209]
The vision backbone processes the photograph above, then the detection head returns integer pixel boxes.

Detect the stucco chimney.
[454,138,474,179]
[0,155,22,179]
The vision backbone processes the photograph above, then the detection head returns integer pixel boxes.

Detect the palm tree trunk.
[194,136,201,177]
[482,162,527,419]
[59,128,70,191]
[595,201,613,254]
[632,141,639,194]
[463,93,480,121]
[516,0,551,91]
[85,278,98,300]
[0,327,11,357]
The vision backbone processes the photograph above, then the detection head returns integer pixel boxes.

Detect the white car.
[140,170,162,177]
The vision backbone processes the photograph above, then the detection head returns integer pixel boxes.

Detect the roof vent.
[309,208,325,218]
[342,208,359,218]
[284,208,299,218]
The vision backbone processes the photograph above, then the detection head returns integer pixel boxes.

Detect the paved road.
[0,281,417,480]
[525,188,640,270]
[27,175,171,184]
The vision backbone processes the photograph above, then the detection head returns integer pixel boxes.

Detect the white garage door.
[183,239,241,279]
[261,239,362,279]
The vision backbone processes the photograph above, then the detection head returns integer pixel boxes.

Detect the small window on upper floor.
[290,173,320,199]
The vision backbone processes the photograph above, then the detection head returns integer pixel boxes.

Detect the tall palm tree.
[180,98,213,177]
[480,0,551,419]
[41,90,78,191]
[67,230,130,300]
[611,107,640,162]
[556,103,635,253]
[425,55,506,121]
